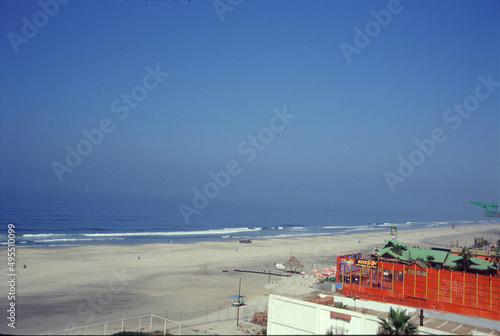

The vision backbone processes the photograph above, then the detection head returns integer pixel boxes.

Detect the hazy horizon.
[1,0,499,221]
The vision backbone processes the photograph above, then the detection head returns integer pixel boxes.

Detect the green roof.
[374,239,495,272]
[443,254,495,271]
[377,240,448,263]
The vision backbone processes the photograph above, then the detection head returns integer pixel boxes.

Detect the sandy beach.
[1,223,498,335]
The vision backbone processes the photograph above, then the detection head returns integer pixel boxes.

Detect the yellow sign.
[355,259,378,268]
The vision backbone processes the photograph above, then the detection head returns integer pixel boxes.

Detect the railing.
[45,314,180,335]
[44,301,269,335]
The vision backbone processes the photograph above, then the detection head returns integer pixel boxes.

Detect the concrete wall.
[331,295,500,331]
[312,282,336,292]
[267,294,380,335]
[267,294,457,335]
[332,295,419,315]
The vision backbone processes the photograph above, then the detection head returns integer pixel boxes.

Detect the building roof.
[443,253,496,271]
[378,240,449,263]
[375,239,496,272]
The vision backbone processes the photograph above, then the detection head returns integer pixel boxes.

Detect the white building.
[267,294,380,335]
[266,294,497,335]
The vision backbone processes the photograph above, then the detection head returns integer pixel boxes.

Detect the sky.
[0,0,499,219]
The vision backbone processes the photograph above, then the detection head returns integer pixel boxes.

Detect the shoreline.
[1,223,498,335]
[4,219,498,249]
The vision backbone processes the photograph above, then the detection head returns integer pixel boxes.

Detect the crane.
[470,201,500,217]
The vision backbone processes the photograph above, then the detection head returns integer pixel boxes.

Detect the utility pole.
[236,277,241,327]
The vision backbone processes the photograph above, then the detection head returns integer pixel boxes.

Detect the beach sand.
[1,223,498,335]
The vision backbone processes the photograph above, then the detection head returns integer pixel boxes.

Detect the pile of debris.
[305,296,334,306]
[251,311,268,325]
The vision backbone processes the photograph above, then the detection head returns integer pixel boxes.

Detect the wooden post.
[414,264,417,297]
[236,277,241,327]
[358,265,361,291]
[476,273,478,308]
[122,319,124,332]
[437,268,440,301]
[402,265,405,297]
[425,268,428,299]
[489,274,492,310]
[450,270,453,303]
[392,263,395,293]
[150,315,153,333]
[463,272,465,306]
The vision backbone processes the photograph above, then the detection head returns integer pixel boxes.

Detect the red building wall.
[337,256,500,320]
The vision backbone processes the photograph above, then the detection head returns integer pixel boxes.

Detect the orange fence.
[337,257,500,320]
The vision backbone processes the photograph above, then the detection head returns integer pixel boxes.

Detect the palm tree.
[477,239,489,249]
[377,307,418,335]
[458,247,473,273]
[491,251,500,270]
[334,302,348,309]
[391,244,405,256]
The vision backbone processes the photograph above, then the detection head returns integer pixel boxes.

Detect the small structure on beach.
[283,256,304,273]
[229,294,246,306]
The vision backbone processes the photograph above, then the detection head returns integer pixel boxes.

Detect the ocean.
[0,188,493,247]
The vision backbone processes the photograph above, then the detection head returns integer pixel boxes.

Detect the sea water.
[0,187,491,247]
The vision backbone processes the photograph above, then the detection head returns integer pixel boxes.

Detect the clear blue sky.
[1,0,499,218]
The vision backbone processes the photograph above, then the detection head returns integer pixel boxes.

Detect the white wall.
[329,295,500,332]
[267,294,380,335]
[330,294,419,315]
[267,294,455,335]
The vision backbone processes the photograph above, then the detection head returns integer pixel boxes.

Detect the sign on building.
[355,259,378,268]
